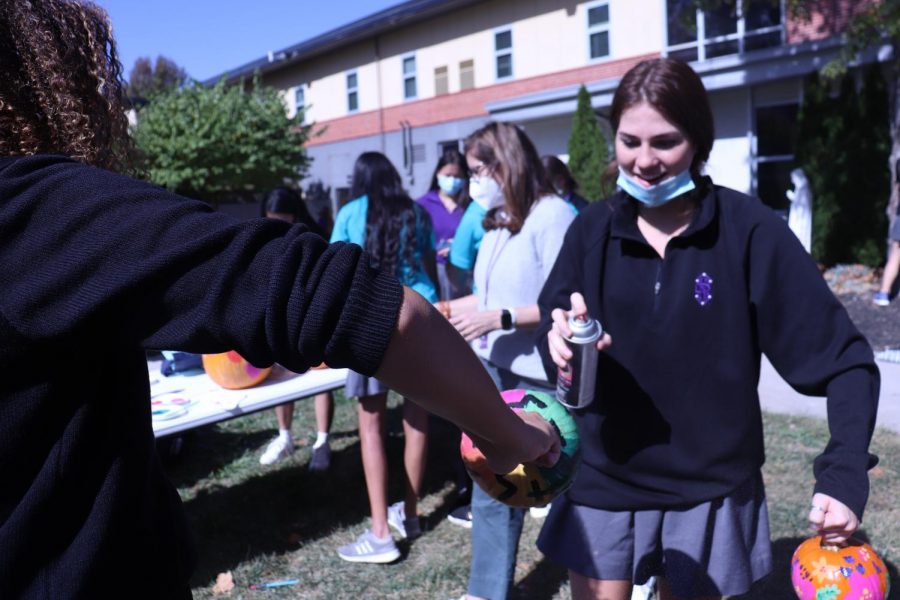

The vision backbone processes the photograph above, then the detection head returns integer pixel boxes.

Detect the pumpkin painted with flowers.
[791,536,889,600]
[202,351,272,389]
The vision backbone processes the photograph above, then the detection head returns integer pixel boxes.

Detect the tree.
[567,84,611,201]
[687,0,900,235]
[132,76,315,203]
[797,67,890,265]
[127,56,188,99]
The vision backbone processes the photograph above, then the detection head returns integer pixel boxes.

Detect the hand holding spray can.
[556,314,602,410]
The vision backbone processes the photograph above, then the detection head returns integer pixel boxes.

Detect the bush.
[796,67,890,267]
[133,75,315,203]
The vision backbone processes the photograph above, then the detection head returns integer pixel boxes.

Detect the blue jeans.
[467,359,553,600]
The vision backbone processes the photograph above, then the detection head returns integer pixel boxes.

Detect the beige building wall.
[267,0,666,121]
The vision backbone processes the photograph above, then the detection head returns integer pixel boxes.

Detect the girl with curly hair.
[0,2,561,597]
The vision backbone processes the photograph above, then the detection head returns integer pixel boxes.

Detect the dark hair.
[350,152,418,278]
[262,186,325,237]
[428,147,470,207]
[0,0,135,172]
[608,58,714,179]
[463,122,552,234]
[542,155,578,194]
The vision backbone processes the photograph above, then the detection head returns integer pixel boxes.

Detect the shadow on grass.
[512,556,568,599]
[181,405,464,586]
[734,533,899,599]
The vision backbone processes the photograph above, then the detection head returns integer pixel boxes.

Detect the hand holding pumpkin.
[808,492,859,545]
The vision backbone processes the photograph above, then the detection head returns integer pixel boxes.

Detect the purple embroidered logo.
[694,272,713,306]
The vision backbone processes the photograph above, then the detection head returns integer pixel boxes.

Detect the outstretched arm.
[377,287,561,474]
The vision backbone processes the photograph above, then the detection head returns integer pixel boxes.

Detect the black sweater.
[537,182,879,519]
[0,155,403,598]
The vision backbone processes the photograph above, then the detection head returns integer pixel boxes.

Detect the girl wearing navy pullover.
[0,3,562,597]
[536,58,879,599]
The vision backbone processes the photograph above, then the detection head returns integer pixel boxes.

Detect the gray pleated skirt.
[537,473,773,597]
[345,370,389,398]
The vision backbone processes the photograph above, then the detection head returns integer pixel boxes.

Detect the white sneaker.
[529,503,551,519]
[387,501,422,540]
[337,529,401,563]
[259,434,293,465]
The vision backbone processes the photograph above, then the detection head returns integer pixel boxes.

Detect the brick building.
[210,0,885,215]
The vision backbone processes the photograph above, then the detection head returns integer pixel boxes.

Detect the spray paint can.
[556,315,602,410]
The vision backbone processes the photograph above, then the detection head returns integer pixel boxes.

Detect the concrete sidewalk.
[758,356,900,434]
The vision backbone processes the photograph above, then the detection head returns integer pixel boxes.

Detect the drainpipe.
[400,120,414,187]
[375,36,386,153]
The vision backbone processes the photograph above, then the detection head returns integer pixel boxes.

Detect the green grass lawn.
[165,392,900,599]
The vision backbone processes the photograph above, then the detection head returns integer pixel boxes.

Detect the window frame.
[664,0,785,62]
[493,27,513,81]
[459,59,475,91]
[585,0,612,62]
[434,65,449,96]
[346,70,359,114]
[402,53,417,101]
[293,84,307,123]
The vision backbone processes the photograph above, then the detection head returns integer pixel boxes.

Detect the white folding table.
[149,362,348,438]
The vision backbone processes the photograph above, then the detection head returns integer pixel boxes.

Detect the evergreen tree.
[567,85,611,201]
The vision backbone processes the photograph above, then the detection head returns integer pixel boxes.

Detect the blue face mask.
[616,167,696,207]
[437,175,464,196]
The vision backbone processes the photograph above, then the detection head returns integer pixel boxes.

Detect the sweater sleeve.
[748,208,879,519]
[0,157,402,376]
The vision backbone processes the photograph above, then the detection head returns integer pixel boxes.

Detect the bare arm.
[378,287,560,473]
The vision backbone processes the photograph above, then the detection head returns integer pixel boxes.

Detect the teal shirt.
[449,202,486,271]
[330,195,438,302]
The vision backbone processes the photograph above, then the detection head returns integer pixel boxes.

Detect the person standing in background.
[874,159,900,305]
[417,148,470,301]
[442,122,576,600]
[258,187,335,471]
[543,155,590,213]
[331,152,438,564]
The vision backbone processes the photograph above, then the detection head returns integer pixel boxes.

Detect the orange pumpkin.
[202,351,272,389]
[791,536,889,599]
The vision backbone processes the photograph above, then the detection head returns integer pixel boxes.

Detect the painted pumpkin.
[460,389,580,508]
[791,536,890,600]
[202,351,272,390]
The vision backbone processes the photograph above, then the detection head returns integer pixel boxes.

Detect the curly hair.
[0,0,134,172]
[350,152,419,280]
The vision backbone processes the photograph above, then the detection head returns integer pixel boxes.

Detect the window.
[435,66,449,96]
[439,140,460,156]
[587,2,611,60]
[293,85,306,122]
[460,59,475,90]
[346,71,358,113]
[754,103,799,214]
[402,55,417,100]
[666,0,783,62]
[494,29,512,80]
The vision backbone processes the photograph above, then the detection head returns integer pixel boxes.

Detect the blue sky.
[96,1,401,82]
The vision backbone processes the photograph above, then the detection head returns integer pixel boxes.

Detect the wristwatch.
[500,309,513,330]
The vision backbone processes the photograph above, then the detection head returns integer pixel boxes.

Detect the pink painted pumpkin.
[791,536,890,600]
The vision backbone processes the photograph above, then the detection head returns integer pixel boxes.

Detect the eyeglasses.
[468,162,491,177]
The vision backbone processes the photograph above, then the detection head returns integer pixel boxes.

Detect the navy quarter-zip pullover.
[537,181,879,519]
